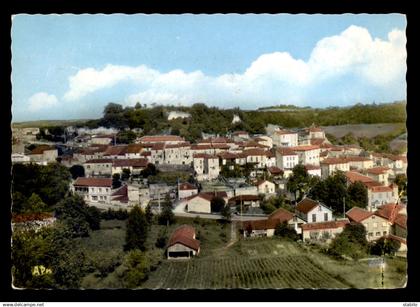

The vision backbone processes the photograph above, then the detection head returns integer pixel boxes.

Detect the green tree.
[329,222,368,260]
[54,195,93,237]
[145,203,154,225]
[370,237,401,256]
[286,164,312,203]
[24,193,48,213]
[323,171,348,215]
[155,229,168,248]
[112,173,122,189]
[86,206,101,231]
[121,168,131,181]
[125,205,148,251]
[394,174,407,197]
[69,165,85,180]
[158,196,175,226]
[210,196,226,213]
[116,130,137,144]
[140,163,158,178]
[121,249,149,288]
[220,205,232,222]
[347,181,368,209]
[274,221,299,241]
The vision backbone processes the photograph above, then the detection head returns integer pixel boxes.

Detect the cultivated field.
[78,219,407,289]
[322,123,405,138]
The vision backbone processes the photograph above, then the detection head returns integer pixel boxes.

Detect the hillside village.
[12,113,408,258]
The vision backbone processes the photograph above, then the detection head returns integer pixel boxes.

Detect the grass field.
[78,219,407,289]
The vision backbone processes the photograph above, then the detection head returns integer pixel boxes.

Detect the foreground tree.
[347,181,368,209]
[124,205,148,251]
[370,237,401,256]
[210,196,226,213]
[274,222,299,241]
[158,196,175,226]
[220,205,232,222]
[394,174,407,197]
[69,165,85,180]
[112,173,122,189]
[329,222,368,260]
[286,164,313,202]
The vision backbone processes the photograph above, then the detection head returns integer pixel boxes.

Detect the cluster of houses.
[12,123,407,257]
[240,197,407,253]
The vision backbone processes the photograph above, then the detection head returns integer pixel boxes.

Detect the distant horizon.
[12,14,406,122]
[11,100,406,124]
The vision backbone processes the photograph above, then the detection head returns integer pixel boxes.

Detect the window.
[375,232,381,236]
[312,214,316,223]
[99,188,102,192]
[92,196,98,201]
[383,231,387,235]
[368,232,373,237]
[318,206,322,211]
[324,213,328,221]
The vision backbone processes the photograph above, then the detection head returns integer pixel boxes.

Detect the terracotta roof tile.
[268,207,294,222]
[268,166,284,175]
[179,182,197,191]
[289,145,320,151]
[112,158,148,168]
[346,207,374,223]
[277,147,297,156]
[30,145,56,155]
[301,220,349,231]
[366,167,391,175]
[296,198,320,214]
[85,158,113,164]
[345,171,375,184]
[168,225,200,251]
[139,135,185,143]
[73,177,112,187]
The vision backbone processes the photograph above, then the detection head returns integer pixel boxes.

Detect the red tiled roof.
[126,144,144,153]
[76,145,108,155]
[111,185,127,196]
[228,195,260,202]
[320,157,349,165]
[242,148,270,157]
[375,203,405,221]
[150,143,165,150]
[369,186,393,193]
[289,145,320,151]
[85,158,113,164]
[141,151,151,156]
[193,153,217,159]
[165,142,191,149]
[242,218,283,231]
[345,171,375,184]
[363,181,384,189]
[139,135,185,143]
[301,220,349,231]
[320,151,329,157]
[304,164,321,171]
[346,207,374,223]
[113,195,129,203]
[277,147,297,156]
[296,198,320,214]
[191,144,213,150]
[218,152,240,159]
[268,166,284,175]
[366,167,390,175]
[310,138,326,146]
[179,182,197,191]
[112,158,148,168]
[29,145,56,155]
[168,225,200,251]
[104,145,127,156]
[73,177,112,187]
[268,207,294,222]
[345,156,371,162]
[92,134,114,139]
[393,214,407,229]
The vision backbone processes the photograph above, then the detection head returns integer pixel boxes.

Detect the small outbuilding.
[167,225,200,259]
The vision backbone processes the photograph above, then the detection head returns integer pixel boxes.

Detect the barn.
[167,225,200,259]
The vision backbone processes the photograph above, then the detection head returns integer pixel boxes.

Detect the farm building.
[167,225,200,259]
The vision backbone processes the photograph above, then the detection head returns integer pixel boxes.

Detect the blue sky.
[11,14,407,122]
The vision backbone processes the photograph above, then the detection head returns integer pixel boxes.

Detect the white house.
[301,220,349,243]
[271,129,298,147]
[111,158,148,176]
[84,158,113,177]
[307,125,326,140]
[345,156,374,171]
[320,158,350,178]
[183,192,228,214]
[254,135,273,148]
[11,153,31,164]
[366,184,399,211]
[255,179,275,195]
[178,182,198,200]
[193,154,220,181]
[304,165,321,177]
[72,177,113,204]
[138,135,186,145]
[91,135,114,145]
[365,167,391,186]
[28,145,58,164]
[289,145,320,166]
[232,131,250,141]
[346,207,391,241]
[296,198,333,223]
[276,147,299,170]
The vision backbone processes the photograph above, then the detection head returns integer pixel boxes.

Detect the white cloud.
[61,25,406,108]
[28,92,58,111]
